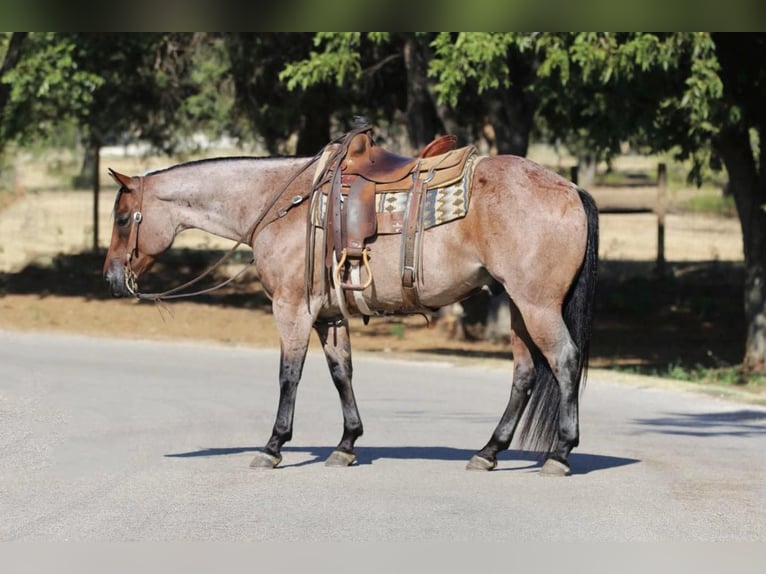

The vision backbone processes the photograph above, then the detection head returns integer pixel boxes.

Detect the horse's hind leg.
[467,300,536,471]
[315,319,363,467]
[250,300,315,470]
[520,304,581,476]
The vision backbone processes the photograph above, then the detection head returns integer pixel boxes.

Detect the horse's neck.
[155,158,306,243]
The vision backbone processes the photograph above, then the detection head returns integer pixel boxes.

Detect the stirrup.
[334,248,373,291]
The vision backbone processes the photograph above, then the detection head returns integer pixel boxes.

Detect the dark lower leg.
[472,316,535,467]
[543,339,580,468]
[474,375,533,463]
[549,346,580,463]
[315,320,363,455]
[262,350,307,458]
[513,303,582,473]
[257,301,315,464]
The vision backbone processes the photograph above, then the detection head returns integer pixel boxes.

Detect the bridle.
[122,176,145,297]
[121,143,335,303]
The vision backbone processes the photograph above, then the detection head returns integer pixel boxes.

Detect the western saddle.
[309,123,477,319]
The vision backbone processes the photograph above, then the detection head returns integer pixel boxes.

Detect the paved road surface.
[1,330,764,541]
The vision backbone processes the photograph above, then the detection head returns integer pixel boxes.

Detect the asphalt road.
[1,330,765,542]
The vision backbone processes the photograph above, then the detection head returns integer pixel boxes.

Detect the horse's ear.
[108,168,133,190]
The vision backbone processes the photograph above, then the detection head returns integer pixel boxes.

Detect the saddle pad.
[312,153,480,233]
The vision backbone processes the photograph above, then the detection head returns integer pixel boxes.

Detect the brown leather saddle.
[309,125,476,317]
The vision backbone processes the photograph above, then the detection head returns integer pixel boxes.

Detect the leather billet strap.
[400,168,432,310]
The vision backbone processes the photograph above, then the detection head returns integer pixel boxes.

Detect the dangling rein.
[123,135,353,303]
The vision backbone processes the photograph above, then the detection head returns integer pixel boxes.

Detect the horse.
[102,132,598,476]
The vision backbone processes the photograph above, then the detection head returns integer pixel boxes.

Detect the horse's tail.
[518,187,599,452]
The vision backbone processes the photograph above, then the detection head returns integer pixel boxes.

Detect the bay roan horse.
[103,135,598,476]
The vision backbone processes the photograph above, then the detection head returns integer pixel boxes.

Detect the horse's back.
[472,154,584,211]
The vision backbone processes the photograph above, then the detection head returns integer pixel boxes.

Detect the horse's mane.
[143,155,294,177]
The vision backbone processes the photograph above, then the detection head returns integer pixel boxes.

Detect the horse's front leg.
[314,319,363,467]
[250,298,315,470]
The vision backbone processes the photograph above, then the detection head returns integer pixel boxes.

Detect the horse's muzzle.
[104,259,130,298]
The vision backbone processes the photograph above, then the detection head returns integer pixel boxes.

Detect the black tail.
[518,187,599,452]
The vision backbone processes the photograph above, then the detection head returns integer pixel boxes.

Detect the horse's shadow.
[165,445,639,475]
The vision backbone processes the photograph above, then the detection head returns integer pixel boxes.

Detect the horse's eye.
[116,213,130,227]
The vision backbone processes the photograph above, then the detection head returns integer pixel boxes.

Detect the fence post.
[92,143,100,252]
[656,163,667,276]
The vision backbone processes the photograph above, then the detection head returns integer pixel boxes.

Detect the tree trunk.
[91,142,101,252]
[402,36,443,152]
[715,125,766,373]
[76,144,97,188]
[480,89,531,156]
[577,153,598,189]
[0,32,27,105]
[0,32,28,147]
[742,253,766,373]
[479,50,537,156]
[295,91,331,156]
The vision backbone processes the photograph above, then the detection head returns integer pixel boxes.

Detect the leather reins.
[123,144,333,303]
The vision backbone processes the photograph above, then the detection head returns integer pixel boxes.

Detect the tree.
[529,33,766,373]
[225,33,359,155]
[1,33,103,149]
[280,33,461,154]
[0,32,28,149]
[709,33,766,372]
[1,33,237,248]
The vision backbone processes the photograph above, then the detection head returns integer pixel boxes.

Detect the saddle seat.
[340,132,462,188]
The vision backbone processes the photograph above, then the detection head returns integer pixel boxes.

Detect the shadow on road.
[165,445,639,475]
[634,409,766,438]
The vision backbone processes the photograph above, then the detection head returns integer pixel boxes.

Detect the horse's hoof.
[249,451,282,469]
[466,455,497,471]
[325,450,357,467]
[540,458,570,477]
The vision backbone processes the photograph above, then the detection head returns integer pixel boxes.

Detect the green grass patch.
[596,169,654,187]
[683,192,737,217]
[390,322,406,340]
[615,361,766,388]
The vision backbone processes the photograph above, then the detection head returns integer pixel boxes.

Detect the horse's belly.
[362,226,488,311]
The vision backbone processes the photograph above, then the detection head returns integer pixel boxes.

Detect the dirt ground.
[0,249,750,369]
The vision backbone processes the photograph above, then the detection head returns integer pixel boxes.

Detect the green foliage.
[684,191,737,216]
[390,322,406,340]
[0,33,756,197]
[429,33,517,108]
[177,36,239,142]
[1,33,239,155]
[280,33,365,90]
[1,33,103,146]
[642,362,766,387]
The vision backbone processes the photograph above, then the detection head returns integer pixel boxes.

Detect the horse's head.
[103,169,175,298]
